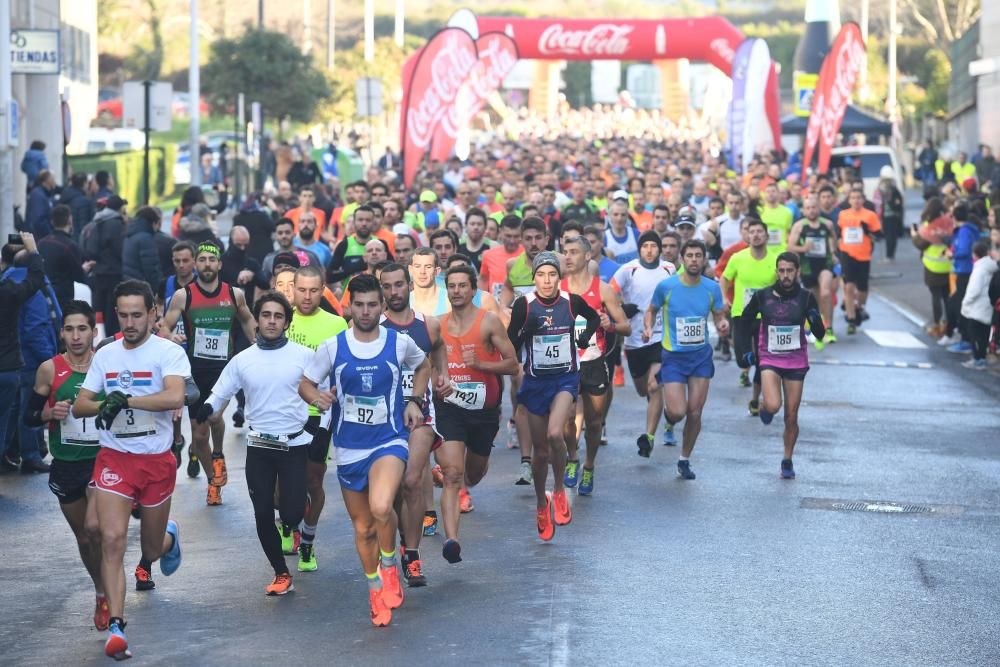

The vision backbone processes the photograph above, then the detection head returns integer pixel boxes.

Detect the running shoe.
[563,460,580,488]
[431,464,444,487]
[961,358,987,370]
[134,565,155,591]
[442,538,462,564]
[422,514,438,537]
[748,399,760,417]
[823,331,837,345]
[739,370,751,387]
[379,563,404,609]
[636,433,653,458]
[160,519,182,576]
[937,332,960,346]
[662,424,677,446]
[677,460,696,480]
[369,589,392,627]
[280,523,300,555]
[813,337,826,352]
[780,458,796,479]
[578,467,594,496]
[94,595,110,631]
[265,573,294,596]
[186,444,199,479]
[847,323,857,335]
[947,341,973,354]
[104,621,131,660]
[206,484,222,506]
[613,365,625,387]
[859,306,870,322]
[720,339,732,362]
[211,455,228,487]
[506,418,519,449]
[552,489,572,525]
[536,492,555,541]
[515,461,533,485]
[459,488,474,513]
[403,559,427,587]
[171,436,184,469]
[298,543,318,572]
[232,407,245,429]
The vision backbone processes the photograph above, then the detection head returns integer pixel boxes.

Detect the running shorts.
[433,402,501,458]
[624,343,662,380]
[48,457,97,505]
[91,448,176,507]
[335,445,408,492]
[759,365,808,382]
[659,345,715,384]
[517,372,580,417]
[842,256,871,292]
[579,358,610,396]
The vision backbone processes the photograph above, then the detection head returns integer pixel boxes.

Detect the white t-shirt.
[611,259,676,349]
[81,335,191,455]
[207,342,314,446]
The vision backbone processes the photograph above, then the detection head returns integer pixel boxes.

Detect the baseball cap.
[674,214,696,228]
[962,177,978,192]
[419,190,437,203]
[611,189,629,202]
[272,251,301,271]
[106,195,128,211]
[532,251,562,276]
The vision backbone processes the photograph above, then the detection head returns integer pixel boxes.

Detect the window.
[61,24,91,84]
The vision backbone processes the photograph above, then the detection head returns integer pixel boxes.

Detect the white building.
[975,0,1000,152]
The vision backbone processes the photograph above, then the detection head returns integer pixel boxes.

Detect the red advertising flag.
[402,28,478,188]
[802,22,866,179]
[429,32,519,163]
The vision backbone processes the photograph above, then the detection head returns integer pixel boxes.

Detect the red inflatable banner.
[429,33,519,164]
[402,28,477,188]
[802,22,866,178]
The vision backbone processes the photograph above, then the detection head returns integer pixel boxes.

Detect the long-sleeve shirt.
[0,254,47,371]
[38,229,87,304]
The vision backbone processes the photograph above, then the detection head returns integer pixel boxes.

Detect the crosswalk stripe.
[810,359,934,370]
[863,329,928,349]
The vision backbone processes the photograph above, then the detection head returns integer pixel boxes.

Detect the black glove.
[622,303,640,319]
[184,376,200,406]
[194,403,214,424]
[576,334,590,351]
[95,391,131,430]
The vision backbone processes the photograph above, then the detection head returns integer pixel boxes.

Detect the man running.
[737,253,825,479]
[160,240,257,505]
[196,290,316,595]
[787,195,838,348]
[837,188,882,334]
[478,214,523,302]
[26,301,109,631]
[73,280,187,660]
[559,234,630,495]
[299,274,432,626]
[507,252,600,541]
[643,240,728,480]
[158,240,197,469]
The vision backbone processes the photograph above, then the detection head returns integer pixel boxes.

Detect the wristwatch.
[405,396,425,410]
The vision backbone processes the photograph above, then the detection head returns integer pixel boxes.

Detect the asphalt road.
[3,250,999,666]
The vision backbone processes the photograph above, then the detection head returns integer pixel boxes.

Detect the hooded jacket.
[122,215,163,288]
[85,208,125,277]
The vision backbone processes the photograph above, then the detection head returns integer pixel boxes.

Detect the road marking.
[811,358,934,370]
[870,292,925,327]
[863,329,928,349]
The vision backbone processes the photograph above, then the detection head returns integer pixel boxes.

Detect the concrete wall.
[978,0,1000,151]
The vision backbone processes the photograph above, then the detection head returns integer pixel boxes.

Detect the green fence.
[67,144,177,206]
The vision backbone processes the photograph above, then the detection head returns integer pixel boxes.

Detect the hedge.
[67,143,177,207]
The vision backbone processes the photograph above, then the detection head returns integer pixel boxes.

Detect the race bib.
[806,236,827,258]
[843,226,864,245]
[742,287,759,308]
[61,415,99,446]
[768,325,801,352]
[401,371,414,398]
[513,284,534,297]
[767,228,783,245]
[444,381,487,410]
[247,430,290,451]
[194,328,230,360]
[343,394,388,426]
[491,283,504,300]
[531,333,572,370]
[110,409,157,439]
[675,316,706,346]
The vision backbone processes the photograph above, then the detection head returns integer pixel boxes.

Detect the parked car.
[829,146,904,200]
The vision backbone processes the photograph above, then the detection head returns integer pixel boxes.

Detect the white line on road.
[870,292,926,327]
[863,329,928,349]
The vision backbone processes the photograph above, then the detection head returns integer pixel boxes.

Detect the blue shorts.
[517,372,579,416]
[659,345,715,384]
[335,444,408,492]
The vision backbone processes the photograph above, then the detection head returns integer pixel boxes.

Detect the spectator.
[292,211,332,267]
[322,142,340,181]
[25,170,56,238]
[288,147,322,191]
[0,234,59,473]
[122,206,164,289]
[960,239,998,370]
[177,202,219,245]
[37,204,93,304]
[912,198,954,339]
[875,166,905,262]
[199,152,222,186]
[94,170,115,200]
[262,218,321,279]
[233,194,276,264]
[974,145,995,186]
[20,140,48,189]
[84,195,127,335]
[60,172,96,240]
[942,203,981,352]
[376,145,397,171]
[221,226,269,306]
[170,185,205,237]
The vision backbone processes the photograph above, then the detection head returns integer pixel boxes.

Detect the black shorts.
[842,256,871,292]
[759,365,808,382]
[304,415,330,464]
[433,401,501,458]
[604,344,622,377]
[188,365,224,417]
[579,358,610,396]
[625,343,661,380]
[48,457,97,505]
[801,260,832,289]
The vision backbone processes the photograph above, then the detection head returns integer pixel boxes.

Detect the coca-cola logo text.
[441,36,518,138]
[538,24,633,56]
[710,37,736,65]
[407,33,477,149]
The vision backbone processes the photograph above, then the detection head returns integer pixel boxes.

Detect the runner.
[643,240,728,479]
[458,208,492,271]
[720,218,777,415]
[478,214,524,302]
[507,252,601,541]
[759,182,793,252]
[787,195,838,349]
[159,240,257,505]
[434,265,518,557]
[444,253,501,316]
[378,263,450,583]
[837,188,882,334]
[559,234,631,495]
[737,253,825,479]
[604,196,641,264]
[73,280,188,660]
[299,274,432,626]
[195,291,316,595]
[25,301,109,631]
[286,264,348,572]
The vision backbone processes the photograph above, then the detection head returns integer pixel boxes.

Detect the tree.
[319,35,418,124]
[201,27,330,122]
[127,0,164,81]
[898,0,981,66]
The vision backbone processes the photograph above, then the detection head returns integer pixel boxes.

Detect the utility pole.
[364,0,374,63]
[887,0,898,121]
[190,0,202,186]
[0,0,13,235]
[258,0,264,28]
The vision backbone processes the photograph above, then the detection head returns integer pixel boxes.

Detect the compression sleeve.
[506,296,528,353]
[569,293,601,348]
[24,390,49,427]
[803,291,826,341]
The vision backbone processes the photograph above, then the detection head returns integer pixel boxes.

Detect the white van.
[81,127,147,154]
[829,146,904,200]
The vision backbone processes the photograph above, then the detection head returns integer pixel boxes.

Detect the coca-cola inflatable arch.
[401,15,781,186]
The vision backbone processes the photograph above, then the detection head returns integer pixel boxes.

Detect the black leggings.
[968,320,990,361]
[245,445,308,575]
[928,284,949,324]
[883,216,903,259]
[947,273,970,339]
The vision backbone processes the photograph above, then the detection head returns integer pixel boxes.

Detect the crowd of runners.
[8,105,1000,660]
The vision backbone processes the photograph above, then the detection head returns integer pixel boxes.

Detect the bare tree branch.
[900,0,942,51]
[934,0,955,43]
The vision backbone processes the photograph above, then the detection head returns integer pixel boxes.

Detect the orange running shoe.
[613,365,625,387]
[552,488,572,525]
[431,464,444,488]
[404,559,427,587]
[134,565,155,591]
[369,589,392,627]
[265,573,294,596]
[379,563,404,609]
[94,595,110,630]
[211,455,228,487]
[459,488,474,513]
[537,492,555,541]
[207,484,222,506]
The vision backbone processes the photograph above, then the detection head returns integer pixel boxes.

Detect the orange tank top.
[441,309,502,410]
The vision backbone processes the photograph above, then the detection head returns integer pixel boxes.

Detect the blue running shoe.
[947,341,973,354]
[578,467,594,495]
[662,424,677,446]
[442,539,462,564]
[160,519,181,576]
[676,460,696,480]
[563,460,579,488]
[780,459,795,479]
[104,621,131,660]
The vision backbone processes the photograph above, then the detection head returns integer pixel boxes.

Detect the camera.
[7,233,23,245]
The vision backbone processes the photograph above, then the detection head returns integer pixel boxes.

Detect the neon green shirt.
[288,309,348,416]
[722,246,778,317]
[759,204,793,251]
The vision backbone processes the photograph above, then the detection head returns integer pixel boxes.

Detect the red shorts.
[91,448,177,507]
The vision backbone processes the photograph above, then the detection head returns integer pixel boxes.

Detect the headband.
[197,243,222,258]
